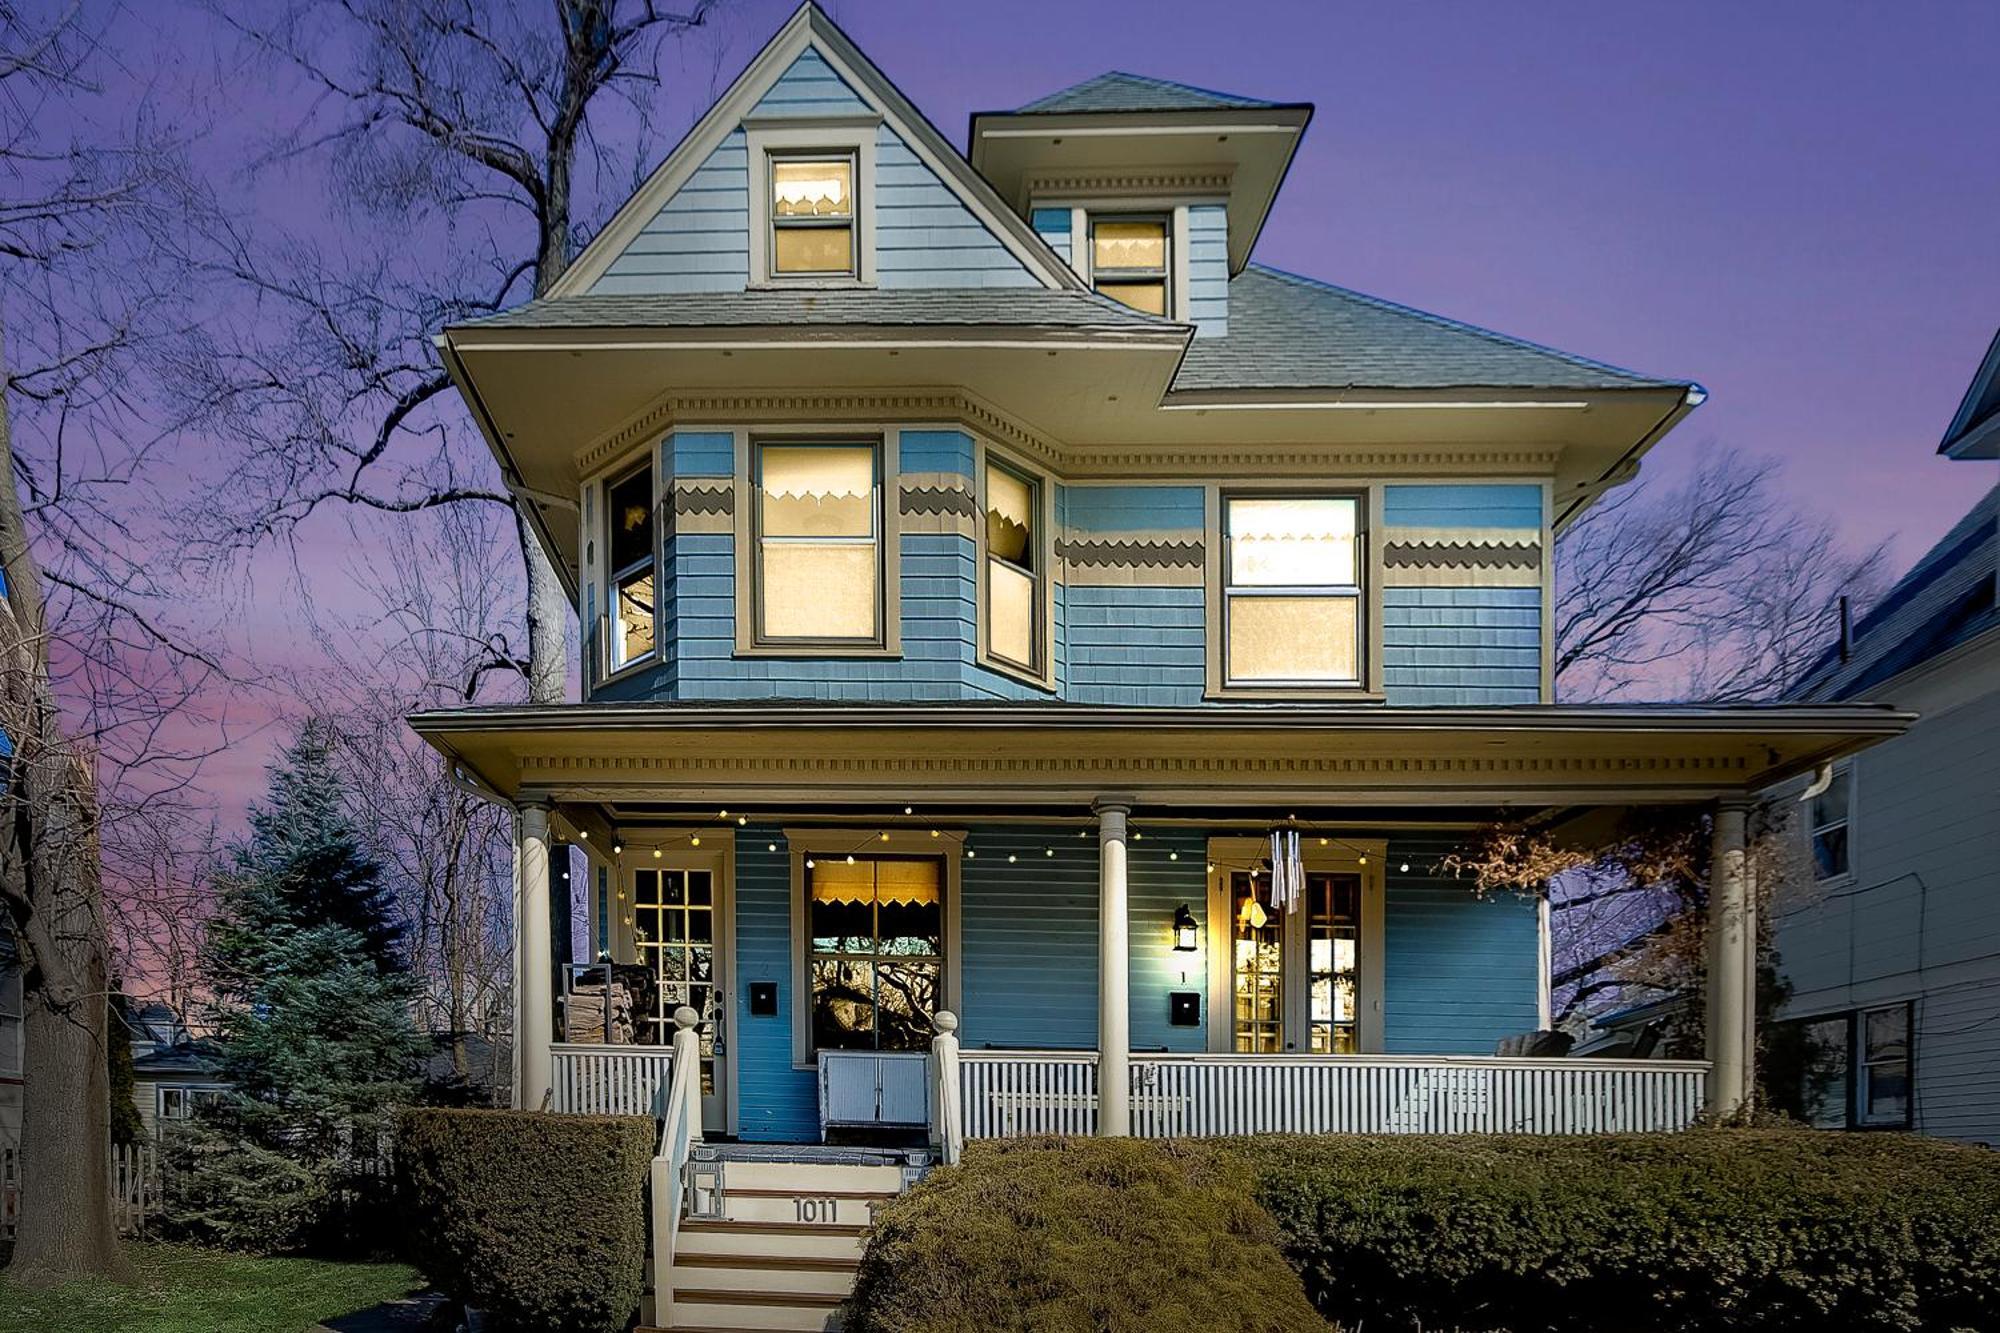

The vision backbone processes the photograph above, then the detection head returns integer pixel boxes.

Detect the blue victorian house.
[410,6,1905,1326]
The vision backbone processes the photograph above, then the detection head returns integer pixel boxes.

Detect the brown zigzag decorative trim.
[899,486,977,518]
[673,488,734,517]
[1058,538,1205,568]
[1384,542,1540,569]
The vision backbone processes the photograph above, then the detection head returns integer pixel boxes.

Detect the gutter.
[1552,383,1708,532]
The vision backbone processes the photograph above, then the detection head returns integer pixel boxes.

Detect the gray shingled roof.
[1788,483,1999,701]
[1171,265,1686,393]
[1016,71,1279,115]
[457,289,1181,334]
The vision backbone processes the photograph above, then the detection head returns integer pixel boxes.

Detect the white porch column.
[1705,798,1750,1117]
[516,800,554,1111]
[1095,799,1131,1137]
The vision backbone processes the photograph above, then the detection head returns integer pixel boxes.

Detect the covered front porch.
[411,700,1907,1142]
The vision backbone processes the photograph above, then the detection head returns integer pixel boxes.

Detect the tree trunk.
[0,332,131,1283]
[520,516,569,705]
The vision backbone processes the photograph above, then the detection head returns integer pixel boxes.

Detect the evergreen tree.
[167,721,427,1252]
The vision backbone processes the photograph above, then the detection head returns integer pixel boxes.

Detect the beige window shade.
[810,857,942,906]
[1227,594,1359,684]
[1093,218,1166,272]
[985,464,1034,566]
[761,445,875,537]
[761,543,877,640]
[988,560,1036,668]
[772,159,852,217]
[1228,497,1359,587]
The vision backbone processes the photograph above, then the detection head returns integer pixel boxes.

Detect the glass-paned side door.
[1230,872,1284,1053]
[1231,869,1363,1054]
[633,868,724,1125]
[1305,874,1361,1053]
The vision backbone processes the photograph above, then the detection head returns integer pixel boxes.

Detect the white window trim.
[1203,483,1386,700]
[603,456,662,677]
[746,120,879,288]
[786,827,964,1069]
[732,427,902,658]
[973,439,1057,691]
[1808,763,1855,885]
[1032,198,1221,317]
[1854,1001,1912,1129]
[1204,836,1386,1054]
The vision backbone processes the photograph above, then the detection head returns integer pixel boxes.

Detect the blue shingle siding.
[1186,203,1228,338]
[1065,586,1207,705]
[898,429,975,476]
[668,430,735,479]
[1382,587,1542,705]
[1382,836,1541,1054]
[733,828,818,1142]
[1066,484,1205,534]
[1384,483,1542,530]
[875,124,1040,289]
[592,131,750,295]
[748,48,872,119]
[1032,207,1074,271]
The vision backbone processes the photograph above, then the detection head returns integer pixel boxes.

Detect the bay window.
[605,462,656,671]
[1089,214,1170,315]
[1222,494,1364,689]
[770,154,856,278]
[983,458,1041,674]
[807,856,943,1055]
[753,441,882,645]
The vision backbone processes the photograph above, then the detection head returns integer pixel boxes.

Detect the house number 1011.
[794,1196,838,1223]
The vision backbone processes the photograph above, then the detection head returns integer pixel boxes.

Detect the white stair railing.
[928,1010,963,1165]
[649,1006,702,1329]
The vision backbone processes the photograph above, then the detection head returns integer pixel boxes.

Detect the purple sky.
[94,0,2000,835]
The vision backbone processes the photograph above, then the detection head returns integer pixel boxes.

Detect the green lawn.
[0,1242,423,1333]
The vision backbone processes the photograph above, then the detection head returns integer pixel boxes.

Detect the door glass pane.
[1231,873,1283,1054]
[1307,874,1360,1054]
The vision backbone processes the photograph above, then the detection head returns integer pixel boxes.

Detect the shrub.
[847,1136,1323,1333]
[1231,1129,2000,1333]
[158,1117,330,1252]
[398,1108,655,1333]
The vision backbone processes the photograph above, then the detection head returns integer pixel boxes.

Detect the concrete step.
[677,1219,867,1262]
[674,1252,857,1298]
[720,1160,905,1194]
[665,1288,844,1330]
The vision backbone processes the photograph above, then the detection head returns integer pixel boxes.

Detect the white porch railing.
[648,1008,703,1329]
[952,1045,1707,1143]
[551,1042,675,1117]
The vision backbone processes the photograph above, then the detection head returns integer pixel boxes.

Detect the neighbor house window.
[1090,215,1169,315]
[0,962,20,1079]
[770,155,856,277]
[1795,1014,1851,1129]
[1222,495,1363,688]
[754,441,881,644]
[606,463,657,670]
[807,856,943,1055]
[1857,1003,1911,1127]
[983,459,1041,672]
[158,1086,221,1123]
[1809,767,1852,880]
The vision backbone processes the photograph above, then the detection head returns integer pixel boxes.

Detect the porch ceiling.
[408,701,1911,809]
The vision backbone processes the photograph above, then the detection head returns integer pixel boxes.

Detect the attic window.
[771,155,857,277]
[1090,215,1170,316]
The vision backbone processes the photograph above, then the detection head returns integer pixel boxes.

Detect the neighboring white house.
[1772,331,2000,1143]
[121,1000,225,1139]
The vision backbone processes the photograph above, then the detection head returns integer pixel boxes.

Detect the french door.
[1225,869,1361,1054]
[630,864,729,1131]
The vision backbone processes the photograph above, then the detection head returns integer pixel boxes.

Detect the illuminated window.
[1090,215,1169,315]
[1223,495,1363,688]
[808,857,943,1055]
[754,442,881,644]
[1230,870,1361,1054]
[984,459,1040,672]
[631,869,718,1094]
[606,463,656,670]
[771,155,856,277]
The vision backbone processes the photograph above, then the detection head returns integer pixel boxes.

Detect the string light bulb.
[1008,853,1018,864]
[768,842,778,853]
[930,829,940,839]
[904,806,914,815]
[1045,847,1055,857]
[579,830,589,840]
[655,846,666,856]
[879,832,890,842]
[845,854,855,864]
[1400,862,1411,873]
[737,816,747,826]
[805,858,816,869]
[719,809,728,819]
[612,843,624,856]
[1169,850,1179,861]
[966,849,976,859]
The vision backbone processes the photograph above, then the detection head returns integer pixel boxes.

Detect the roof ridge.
[1017,68,1275,113]
[1242,262,1682,387]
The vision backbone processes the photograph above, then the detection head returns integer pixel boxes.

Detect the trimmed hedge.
[398,1108,654,1333]
[847,1136,1323,1333]
[1232,1130,2000,1332]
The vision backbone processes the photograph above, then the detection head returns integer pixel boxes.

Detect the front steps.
[646,1153,922,1332]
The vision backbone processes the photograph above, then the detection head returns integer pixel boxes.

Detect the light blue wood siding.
[875,124,1039,289]
[1066,587,1206,705]
[1032,207,1074,272]
[748,48,870,118]
[1382,587,1543,705]
[592,131,749,295]
[1384,484,1542,529]
[725,822,1541,1137]
[1186,203,1228,337]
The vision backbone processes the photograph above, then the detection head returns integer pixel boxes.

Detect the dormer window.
[771,154,857,277]
[1090,215,1170,316]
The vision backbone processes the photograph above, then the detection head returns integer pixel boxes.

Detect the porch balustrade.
[953,1043,1707,1144]
[550,1042,676,1116]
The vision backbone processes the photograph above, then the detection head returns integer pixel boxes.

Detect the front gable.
[561,6,1076,298]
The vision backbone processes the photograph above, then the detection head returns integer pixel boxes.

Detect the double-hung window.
[770,155,857,278]
[1809,767,1852,880]
[983,459,1041,673]
[605,463,657,670]
[754,441,882,645]
[1090,214,1170,315]
[1857,1004,1911,1127]
[807,856,943,1055]
[1222,495,1364,689]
